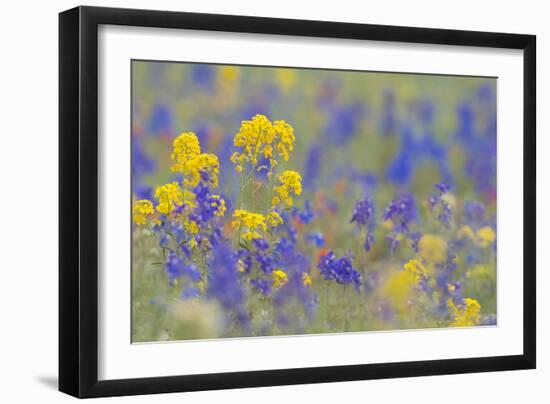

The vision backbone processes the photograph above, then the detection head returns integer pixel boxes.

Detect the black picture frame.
[59,5,536,398]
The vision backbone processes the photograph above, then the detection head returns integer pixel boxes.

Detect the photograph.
[131,60,498,342]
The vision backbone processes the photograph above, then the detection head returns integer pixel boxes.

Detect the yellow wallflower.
[170,132,219,188]
[418,234,447,264]
[232,209,267,240]
[171,132,201,164]
[476,226,496,248]
[383,270,417,310]
[272,269,288,287]
[184,219,199,234]
[403,259,428,284]
[154,182,183,214]
[230,114,296,173]
[276,69,296,93]
[211,195,226,217]
[457,225,476,241]
[133,199,154,225]
[218,66,239,86]
[447,298,481,327]
[186,153,220,188]
[273,120,295,162]
[302,272,312,287]
[265,210,284,228]
[273,170,302,207]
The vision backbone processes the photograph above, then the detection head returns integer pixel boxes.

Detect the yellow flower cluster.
[154,182,183,214]
[418,234,447,264]
[230,114,296,173]
[302,272,312,287]
[210,195,227,217]
[457,225,496,248]
[265,210,284,227]
[272,269,288,287]
[476,226,496,248]
[171,132,220,188]
[403,259,428,284]
[232,209,267,240]
[133,200,154,225]
[232,209,283,240]
[447,298,481,327]
[272,170,302,207]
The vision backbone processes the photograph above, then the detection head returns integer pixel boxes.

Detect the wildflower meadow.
[131,61,497,342]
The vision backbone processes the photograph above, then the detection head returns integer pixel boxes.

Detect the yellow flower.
[476,226,496,248]
[154,182,183,214]
[302,272,312,286]
[171,132,201,164]
[230,115,296,172]
[184,219,199,234]
[403,259,428,284]
[273,170,302,207]
[457,225,476,241]
[232,209,267,240]
[273,120,295,162]
[276,68,296,93]
[188,153,220,188]
[211,195,226,217]
[133,199,154,225]
[383,270,417,310]
[218,66,239,84]
[170,132,220,188]
[447,298,481,327]
[272,269,288,287]
[266,210,284,228]
[418,234,447,264]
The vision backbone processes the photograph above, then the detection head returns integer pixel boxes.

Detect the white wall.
[0,0,545,402]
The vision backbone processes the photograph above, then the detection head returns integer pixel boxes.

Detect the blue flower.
[351,196,376,251]
[252,237,269,251]
[306,232,325,247]
[207,244,247,319]
[132,139,156,178]
[165,252,201,285]
[255,252,274,273]
[379,90,397,136]
[298,200,315,224]
[191,64,215,90]
[383,193,417,233]
[428,182,452,227]
[324,102,364,145]
[181,287,201,300]
[250,278,271,296]
[303,144,322,190]
[350,197,375,227]
[464,201,486,224]
[147,103,172,135]
[317,251,361,290]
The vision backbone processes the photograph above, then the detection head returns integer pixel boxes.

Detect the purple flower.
[298,200,315,224]
[181,287,201,300]
[146,103,173,136]
[207,244,247,323]
[252,238,269,251]
[250,278,271,296]
[429,182,452,227]
[351,197,375,227]
[165,252,201,285]
[306,232,325,247]
[464,201,486,224]
[351,196,376,251]
[383,193,417,233]
[317,251,361,291]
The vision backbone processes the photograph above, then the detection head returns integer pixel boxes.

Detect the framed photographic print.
[59,6,536,398]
